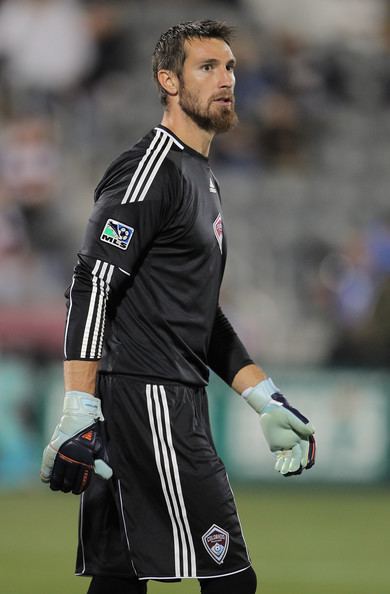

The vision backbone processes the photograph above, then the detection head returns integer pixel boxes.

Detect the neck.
[161,108,214,158]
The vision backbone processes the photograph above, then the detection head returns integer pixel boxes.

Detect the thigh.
[87,575,148,594]
[76,377,138,579]
[76,473,137,578]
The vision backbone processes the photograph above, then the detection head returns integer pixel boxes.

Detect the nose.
[219,67,234,89]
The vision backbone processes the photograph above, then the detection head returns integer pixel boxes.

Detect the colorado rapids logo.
[202,524,229,564]
[213,213,223,254]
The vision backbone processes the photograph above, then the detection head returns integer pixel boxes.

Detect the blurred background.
[0,1,389,593]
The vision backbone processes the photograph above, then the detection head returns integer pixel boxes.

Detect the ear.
[157,70,179,99]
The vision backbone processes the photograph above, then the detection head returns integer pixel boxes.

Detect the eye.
[202,64,213,72]
[226,63,235,72]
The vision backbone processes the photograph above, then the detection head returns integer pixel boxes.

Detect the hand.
[243,379,316,477]
[40,391,113,494]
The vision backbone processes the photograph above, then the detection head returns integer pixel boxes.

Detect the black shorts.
[76,374,251,580]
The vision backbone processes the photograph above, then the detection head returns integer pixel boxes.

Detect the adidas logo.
[209,177,217,193]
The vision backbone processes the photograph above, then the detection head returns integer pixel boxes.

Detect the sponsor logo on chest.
[213,213,223,254]
[100,218,134,250]
[202,524,229,564]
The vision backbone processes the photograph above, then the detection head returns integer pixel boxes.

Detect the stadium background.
[0,1,389,592]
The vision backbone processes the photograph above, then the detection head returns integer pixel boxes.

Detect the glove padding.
[244,379,316,477]
[40,391,112,494]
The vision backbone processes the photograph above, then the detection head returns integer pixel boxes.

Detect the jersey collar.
[155,125,209,163]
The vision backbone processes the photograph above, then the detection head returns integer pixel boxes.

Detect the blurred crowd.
[0,0,131,357]
[0,0,389,367]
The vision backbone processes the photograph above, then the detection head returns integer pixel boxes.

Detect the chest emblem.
[213,213,223,254]
[202,524,229,564]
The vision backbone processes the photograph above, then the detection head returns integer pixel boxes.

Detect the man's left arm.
[208,306,316,477]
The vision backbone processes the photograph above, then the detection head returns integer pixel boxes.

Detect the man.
[41,20,316,594]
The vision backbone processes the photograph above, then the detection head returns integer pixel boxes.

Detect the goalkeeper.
[41,20,315,594]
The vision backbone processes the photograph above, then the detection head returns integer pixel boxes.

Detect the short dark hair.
[152,20,235,106]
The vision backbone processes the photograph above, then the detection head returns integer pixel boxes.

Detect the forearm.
[64,360,100,394]
[207,306,253,385]
[231,363,267,394]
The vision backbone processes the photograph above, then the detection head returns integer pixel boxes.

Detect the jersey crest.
[213,213,223,254]
[202,524,229,564]
[100,219,134,250]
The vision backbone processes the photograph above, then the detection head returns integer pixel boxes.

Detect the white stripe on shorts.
[146,384,197,577]
[146,384,181,575]
[159,385,197,576]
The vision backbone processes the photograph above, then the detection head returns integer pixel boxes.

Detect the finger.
[288,443,302,474]
[306,435,316,469]
[50,454,66,491]
[94,459,113,480]
[300,439,309,467]
[61,459,81,493]
[298,435,316,470]
[50,452,92,493]
[284,436,317,476]
[40,444,57,482]
[72,465,92,495]
[274,451,285,473]
[280,450,293,475]
[287,412,315,439]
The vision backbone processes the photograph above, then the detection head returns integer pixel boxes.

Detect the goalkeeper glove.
[40,391,113,494]
[243,378,316,477]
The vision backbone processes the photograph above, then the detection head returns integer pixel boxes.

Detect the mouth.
[212,97,233,105]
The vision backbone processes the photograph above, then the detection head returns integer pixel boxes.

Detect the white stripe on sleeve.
[121,128,179,205]
[80,260,113,359]
[137,139,173,202]
[121,130,162,204]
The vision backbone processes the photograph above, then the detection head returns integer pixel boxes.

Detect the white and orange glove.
[242,378,316,477]
[40,391,112,494]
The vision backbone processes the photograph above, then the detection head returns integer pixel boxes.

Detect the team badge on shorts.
[202,524,229,564]
[213,213,223,254]
[100,219,134,250]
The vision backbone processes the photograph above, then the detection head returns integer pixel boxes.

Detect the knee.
[87,576,147,594]
[200,566,257,594]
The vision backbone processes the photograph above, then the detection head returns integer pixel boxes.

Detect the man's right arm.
[40,255,130,493]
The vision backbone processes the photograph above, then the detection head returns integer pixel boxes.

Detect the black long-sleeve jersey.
[64,125,253,386]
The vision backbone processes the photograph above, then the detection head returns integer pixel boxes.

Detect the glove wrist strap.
[64,390,104,421]
[65,390,96,399]
[242,378,280,414]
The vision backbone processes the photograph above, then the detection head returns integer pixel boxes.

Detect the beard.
[178,82,238,134]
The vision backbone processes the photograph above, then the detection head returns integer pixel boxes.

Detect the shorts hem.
[75,571,137,579]
[138,563,253,580]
